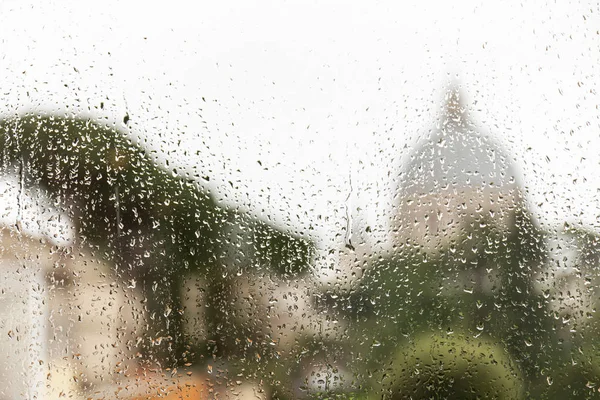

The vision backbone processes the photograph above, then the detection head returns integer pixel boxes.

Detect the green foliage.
[0,115,314,275]
[252,223,314,276]
[372,332,524,399]
[0,115,221,268]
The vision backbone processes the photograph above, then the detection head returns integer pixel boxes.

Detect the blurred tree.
[373,332,524,399]
[0,114,314,381]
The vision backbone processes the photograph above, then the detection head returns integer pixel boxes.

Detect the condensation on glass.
[0,2,597,399]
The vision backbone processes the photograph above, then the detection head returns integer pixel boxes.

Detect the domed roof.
[400,87,518,197]
[391,85,523,255]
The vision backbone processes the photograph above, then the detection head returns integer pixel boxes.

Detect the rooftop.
[400,86,518,198]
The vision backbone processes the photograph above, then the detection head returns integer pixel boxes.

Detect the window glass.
[0,1,598,398]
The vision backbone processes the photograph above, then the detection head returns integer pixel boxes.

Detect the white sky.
[0,0,598,250]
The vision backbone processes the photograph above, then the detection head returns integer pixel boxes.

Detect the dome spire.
[441,82,467,129]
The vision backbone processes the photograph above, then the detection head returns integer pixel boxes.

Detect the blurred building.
[333,85,528,297]
[334,84,530,303]
[0,230,52,399]
[391,85,522,258]
[0,174,71,399]
[46,248,146,397]
[0,173,148,398]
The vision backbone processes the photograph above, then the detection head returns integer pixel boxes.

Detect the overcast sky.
[0,0,598,251]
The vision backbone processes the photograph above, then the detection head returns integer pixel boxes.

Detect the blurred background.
[0,0,598,398]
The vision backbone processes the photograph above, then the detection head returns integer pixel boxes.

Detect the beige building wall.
[0,230,56,399]
[47,248,146,397]
[0,226,147,399]
[392,184,521,257]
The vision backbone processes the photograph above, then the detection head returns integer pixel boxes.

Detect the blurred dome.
[402,86,518,196]
[393,85,522,255]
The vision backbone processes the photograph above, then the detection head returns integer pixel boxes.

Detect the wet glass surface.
[0,1,598,398]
